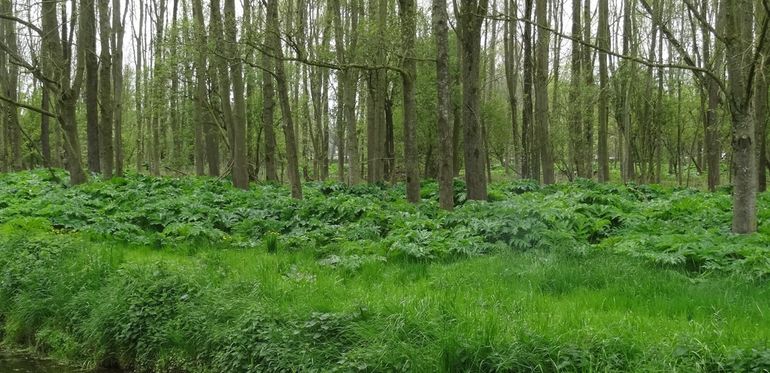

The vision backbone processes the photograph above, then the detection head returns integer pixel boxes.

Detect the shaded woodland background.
[0,0,768,232]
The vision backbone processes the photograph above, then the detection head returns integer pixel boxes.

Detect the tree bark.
[224,0,248,189]
[267,0,302,199]
[724,0,758,233]
[522,0,534,179]
[112,0,126,176]
[535,0,554,184]
[435,0,454,210]
[84,0,100,173]
[399,0,420,203]
[597,0,609,182]
[98,0,114,178]
[458,0,489,200]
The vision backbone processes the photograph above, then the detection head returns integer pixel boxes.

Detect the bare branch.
[0,13,43,35]
[0,93,59,118]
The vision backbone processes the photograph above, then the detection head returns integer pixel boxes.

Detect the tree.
[535,0,554,184]
[723,0,758,233]
[503,0,520,177]
[84,0,100,173]
[434,0,454,210]
[0,0,21,171]
[42,0,88,184]
[224,0,248,189]
[597,0,610,182]
[98,0,114,178]
[112,0,127,176]
[399,0,420,203]
[458,0,489,201]
[266,0,302,199]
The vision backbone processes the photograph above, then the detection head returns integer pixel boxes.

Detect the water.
[0,350,122,373]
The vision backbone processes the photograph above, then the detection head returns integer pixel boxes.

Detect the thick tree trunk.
[724,0,757,233]
[459,0,489,200]
[39,0,87,184]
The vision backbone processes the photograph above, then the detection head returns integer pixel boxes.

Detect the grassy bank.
[1,170,769,371]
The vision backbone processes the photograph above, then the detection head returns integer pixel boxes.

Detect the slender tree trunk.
[149,0,166,176]
[435,0,454,209]
[399,0,420,202]
[192,0,209,176]
[41,86,51,167]
[134,0,144,173]
[225,0,248,189]
[1,0,21,171]
[522,0,534,179]
[503,0,519,177]
[267,0,302,199]
[84,0,100,173]
[582,0,594,179]
[597,0,609,182]
[112,0,126,176]
[569,0,584,179]
[98,0,114,178]
[535,0,554,184]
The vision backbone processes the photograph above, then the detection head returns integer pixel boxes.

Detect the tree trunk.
[1,0,21,171]
[434,0,454,210]
[569,0,584,179]
[724,0,758,233]
[459,0,489,200]
[503,0,519,177]
[84,0,100,174]
[582,0,594,179]
[98,0,114,179]
[267,0,302,199]
[224,0,248,189]
[134,0,144,173]
[535,0,554,184]
[522,0,534,179]
[756,3,769,193]
[399,0,420,203]
[112,0,126,176]
[597,0,609,182]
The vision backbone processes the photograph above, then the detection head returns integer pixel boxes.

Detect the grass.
[2,227,770,372]
[1,169,769,371]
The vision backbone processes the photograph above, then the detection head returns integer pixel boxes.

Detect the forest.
[1,0,770,371]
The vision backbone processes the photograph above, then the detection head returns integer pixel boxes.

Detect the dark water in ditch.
[0,350,123,373]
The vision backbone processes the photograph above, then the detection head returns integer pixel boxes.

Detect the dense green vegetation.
[1,170,770,372]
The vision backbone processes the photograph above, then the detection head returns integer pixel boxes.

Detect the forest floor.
[1,170,769,372]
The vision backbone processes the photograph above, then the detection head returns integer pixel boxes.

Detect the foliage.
[1,170,770,371]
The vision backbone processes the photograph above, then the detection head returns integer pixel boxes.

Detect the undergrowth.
[1,169,769,372]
